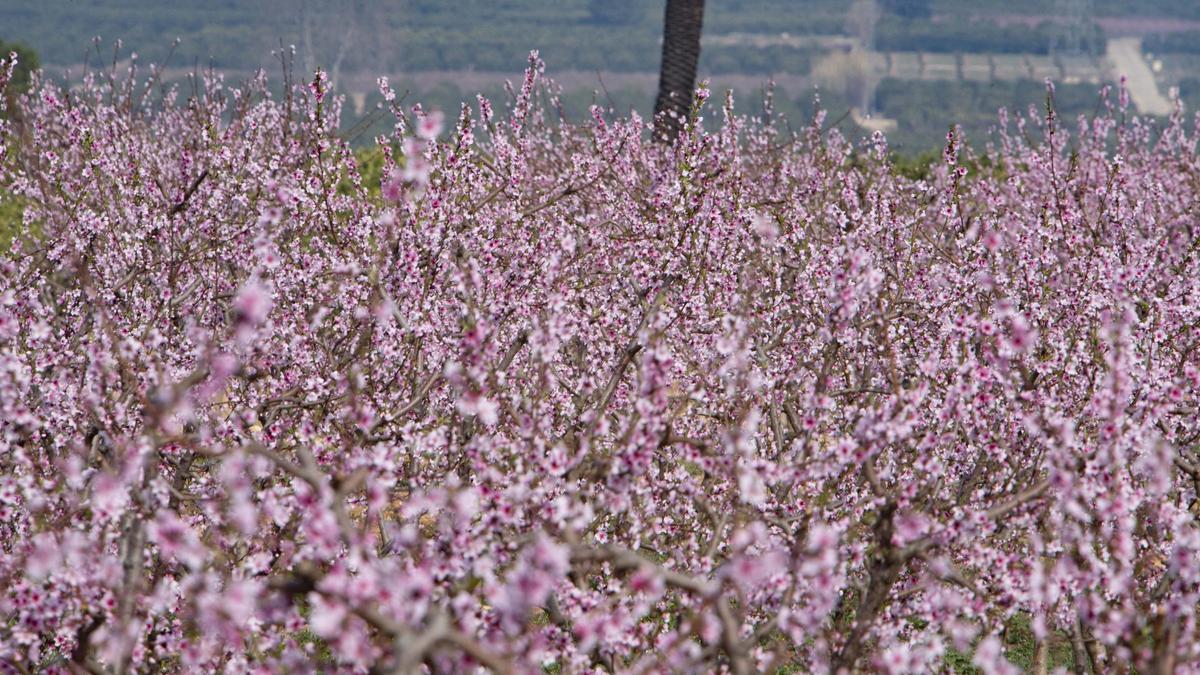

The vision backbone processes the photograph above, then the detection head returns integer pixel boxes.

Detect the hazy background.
[4,0,1200,154]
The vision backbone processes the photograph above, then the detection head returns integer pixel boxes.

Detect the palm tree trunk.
[654,0,706,143]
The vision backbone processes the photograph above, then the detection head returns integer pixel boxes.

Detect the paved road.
[1107,37,1173,116]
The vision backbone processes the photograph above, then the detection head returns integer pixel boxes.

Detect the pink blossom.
[1,49,1198,674]
[233,276,272,327]
[24,533,61,581]
[456,391,498,426]
[148,510,206,570]
[308,592,347,639]
[416,110,444,141]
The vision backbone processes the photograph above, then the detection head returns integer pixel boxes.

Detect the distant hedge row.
[1143,32,1200,55]
[873,77,1105,152]
[876,18,1104,56]
[701,45,815,75]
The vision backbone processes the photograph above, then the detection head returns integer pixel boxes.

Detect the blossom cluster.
[1,51,1199,673]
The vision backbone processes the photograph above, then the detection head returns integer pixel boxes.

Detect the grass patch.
[0,189,25,252]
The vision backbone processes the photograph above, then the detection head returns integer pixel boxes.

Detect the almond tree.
[1,51,1199,674]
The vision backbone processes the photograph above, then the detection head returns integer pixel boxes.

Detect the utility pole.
[654,0,706,143]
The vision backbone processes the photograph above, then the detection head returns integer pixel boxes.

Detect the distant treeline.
[1143,32,1200,54]
[0,0,849,74]
[876,18,1105,56]
[0,0,1127,77]
[873,77,1107,151]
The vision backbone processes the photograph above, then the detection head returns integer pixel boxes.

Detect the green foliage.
[882,0,932,20]
[701,45,815,75]
[933,0,1200,20]
[1002,614,1078,672]
[891,149,941,180]
[943,614,1077,674]
[0,1,870,76]
[1177,76,1200,112]
[0,38,40,92]
[945,647,979,674]
[346,146,385,197]
[877,18,1059,55]
[291,597,335,664]
[1144,32,1200,54]
[0,190,25,252]
[293,629,334,664]
[0,3,1161,177]
[874,77,1104,153]
[587,0,645,27]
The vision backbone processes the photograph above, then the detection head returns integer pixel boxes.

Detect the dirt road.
[1107,37,1173,116]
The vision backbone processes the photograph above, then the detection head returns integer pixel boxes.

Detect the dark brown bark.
[830,501,902,673]
[653,0,706,143]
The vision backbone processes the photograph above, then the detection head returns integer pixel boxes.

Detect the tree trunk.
[1034,635,1050,675]
[1069,618,1089,674]
[653,0,706,143]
